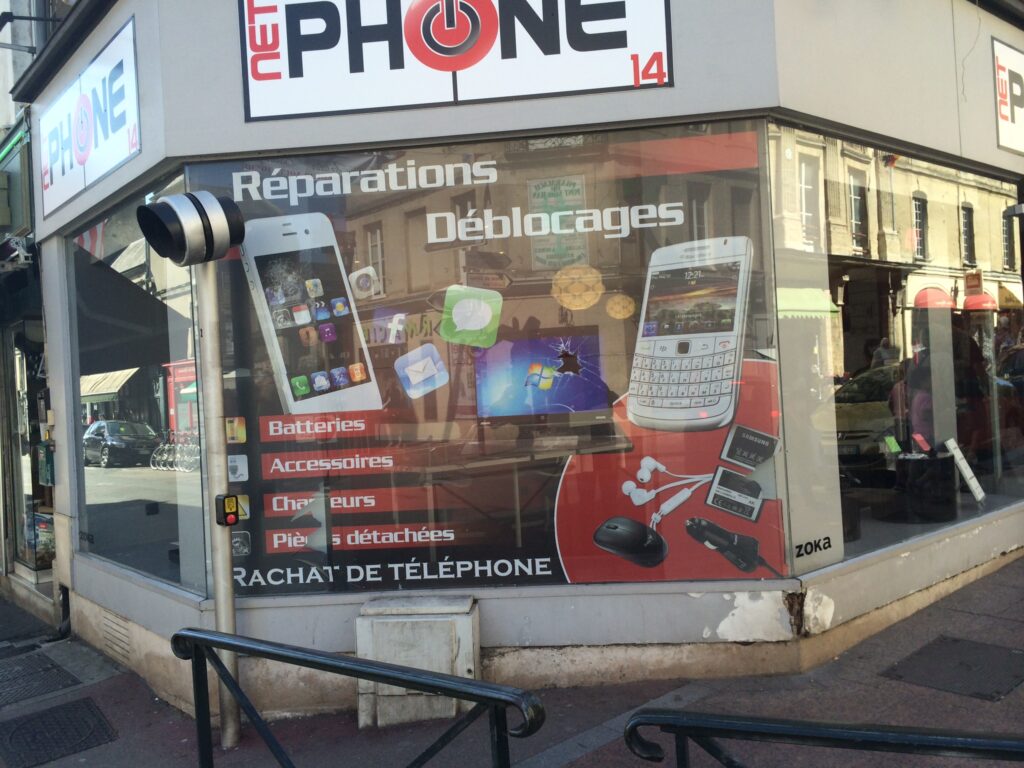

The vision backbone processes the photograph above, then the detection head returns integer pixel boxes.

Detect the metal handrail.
[625,709,1024,765]
[171,627,545,767]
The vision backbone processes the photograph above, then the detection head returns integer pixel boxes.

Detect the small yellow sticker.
[224,496,237,514]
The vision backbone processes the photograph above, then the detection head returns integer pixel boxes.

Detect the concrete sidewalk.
[1,554,1023,767]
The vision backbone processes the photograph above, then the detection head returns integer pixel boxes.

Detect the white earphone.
[621,456,715,527]
[636,456,666,483]
[621,478,693,506]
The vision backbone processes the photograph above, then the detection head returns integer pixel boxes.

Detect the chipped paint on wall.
[803,591,836,634]
[716,592,793,642]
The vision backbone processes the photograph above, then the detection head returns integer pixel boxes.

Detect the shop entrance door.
[0,323,53,586]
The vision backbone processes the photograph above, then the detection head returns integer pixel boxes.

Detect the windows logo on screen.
[524,363,556,391]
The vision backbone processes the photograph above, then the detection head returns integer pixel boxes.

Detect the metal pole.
[191,649,215,768]
[195,260,241,748]
[674,734,690,767]
[488,705,510,768]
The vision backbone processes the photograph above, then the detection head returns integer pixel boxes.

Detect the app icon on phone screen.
[290,376,311,397]
[349,363,368,383]
[305,279,323,298]
[311,371,331,392]
[292,305,312,324]
[265,286,285,306]
[272,308,293,329]
[299,327,318,347]
[330,367,350,388]
[314,305,331,322]
[331,297,351,317]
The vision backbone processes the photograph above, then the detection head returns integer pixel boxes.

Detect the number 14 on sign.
[631,52,667,87]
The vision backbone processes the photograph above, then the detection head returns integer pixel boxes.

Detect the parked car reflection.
[812,364,902,479]
[83,420,161,467]
[817,358,1024,485]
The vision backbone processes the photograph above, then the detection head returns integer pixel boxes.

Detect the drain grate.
[0,698,117,768]
[882,635,1024,701]
[0,653,80,707]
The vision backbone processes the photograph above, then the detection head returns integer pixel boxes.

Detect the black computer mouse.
[593,516,668,567]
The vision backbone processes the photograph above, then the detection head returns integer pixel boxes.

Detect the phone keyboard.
[629,349,737,409]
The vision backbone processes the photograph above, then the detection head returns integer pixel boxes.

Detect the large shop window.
[187,120,786,596]
[71,176,206,593]
[769,125,1024,562]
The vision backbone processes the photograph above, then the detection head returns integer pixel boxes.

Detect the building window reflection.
[1004,216,1015,271]
[849,170,868,253]
[962,204,975,266]
[913,196,928,261]
[799,155,820,249]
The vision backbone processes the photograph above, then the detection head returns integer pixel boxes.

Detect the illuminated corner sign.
[40,18,140,216]
[240,0,673,121]
[994,38,1024,156]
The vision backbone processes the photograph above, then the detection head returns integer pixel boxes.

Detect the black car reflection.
[83,420,160,468]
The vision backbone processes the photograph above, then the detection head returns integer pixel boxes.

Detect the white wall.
[774,0,1024,174]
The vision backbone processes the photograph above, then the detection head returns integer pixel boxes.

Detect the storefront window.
[188,120,786,595]
[72,175,206,593]
[769,124,1024,562]
[0,321,52,572]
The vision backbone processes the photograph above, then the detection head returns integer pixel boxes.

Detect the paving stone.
[882,636,1024,701]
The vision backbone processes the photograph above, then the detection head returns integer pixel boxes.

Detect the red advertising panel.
[189,120,786,595]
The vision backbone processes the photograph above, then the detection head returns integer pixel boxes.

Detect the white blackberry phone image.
[627,237,752,432]
[241,213,383,415]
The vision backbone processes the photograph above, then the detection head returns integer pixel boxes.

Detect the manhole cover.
[882,635,1024,701]
[0,698,116,768]
[0,653,80,707]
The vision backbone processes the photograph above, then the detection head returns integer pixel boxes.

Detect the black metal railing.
[625,709,1024,765]
[171,628,545,768]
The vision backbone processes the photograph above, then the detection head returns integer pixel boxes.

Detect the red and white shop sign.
[239,0,672,121]
[40,19,140,215]
[263,486,469,517]
[266,524,463,553]
[259,412,377,442]
[994,38,1024,155]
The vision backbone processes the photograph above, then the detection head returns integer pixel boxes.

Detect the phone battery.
[721,424,779,470]
[706,467,763,521]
